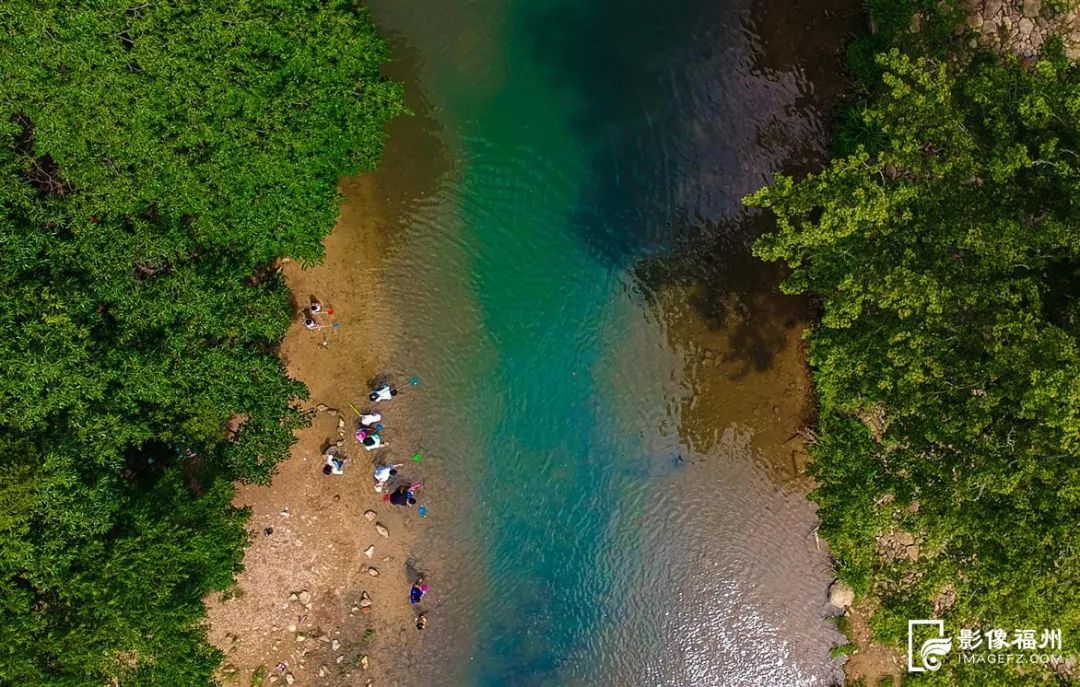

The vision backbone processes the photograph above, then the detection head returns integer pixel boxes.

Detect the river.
[353,0,861,684]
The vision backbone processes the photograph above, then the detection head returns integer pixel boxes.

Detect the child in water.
[372,463,401,492]
[410,577,428,604]
[362,433,386,450]
[387,483,420,507]
[369,383,397,402]
[359,411,382,427]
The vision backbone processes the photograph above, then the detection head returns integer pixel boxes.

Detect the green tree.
[747,45,1080,686]
[0,1,404,684]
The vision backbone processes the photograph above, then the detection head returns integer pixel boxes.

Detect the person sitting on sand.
[359,411,382,427]
[388,483,419,507]
[410,578,429,605]
[362,433,386,451]
[322,450,345,476]
[369,383,397,402]
[302,311,318,330]
[373,463,401,492]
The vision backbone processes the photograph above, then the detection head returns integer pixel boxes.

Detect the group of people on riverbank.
[312,367,431,630]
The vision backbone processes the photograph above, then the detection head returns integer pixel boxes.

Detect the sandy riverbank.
[205,173,430,687]
[205,23,454,684]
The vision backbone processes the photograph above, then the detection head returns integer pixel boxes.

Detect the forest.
[747,0,1080,684]
[0,2,403,684]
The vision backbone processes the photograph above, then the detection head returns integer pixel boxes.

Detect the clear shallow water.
[359,0,858,684]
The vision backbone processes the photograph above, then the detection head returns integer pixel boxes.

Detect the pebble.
[332,639,340,650]
[360,655,369,670]
[318,667,327,677]
[364,545,375,558]
[288,624,297,633]
[285,674,295,685]
[364,510,377,521]
[375,523,389,538]
[337,655,345,664]
[298,591,311,604]
[294,540,303,547]
[296,634,306,642]
[367,567,380,577]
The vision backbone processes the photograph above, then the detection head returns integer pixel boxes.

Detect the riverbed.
[346,0,862,684]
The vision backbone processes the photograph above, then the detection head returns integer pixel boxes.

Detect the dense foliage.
[0,1,403,684]
[747,4,1080,685]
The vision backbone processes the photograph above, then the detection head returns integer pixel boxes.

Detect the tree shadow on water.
[635,210,814,377]
[518,0,859,374]
[520,0,862,274]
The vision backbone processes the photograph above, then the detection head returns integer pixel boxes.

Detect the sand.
[206,175,426,687]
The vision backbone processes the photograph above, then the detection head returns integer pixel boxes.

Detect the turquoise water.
[362,0,855,684]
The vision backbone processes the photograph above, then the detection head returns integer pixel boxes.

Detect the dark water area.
[357,0,863,684]
[522,0,861,265]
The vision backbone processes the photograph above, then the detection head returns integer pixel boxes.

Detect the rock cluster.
[965,0,1080,59]
[875,530,921,563]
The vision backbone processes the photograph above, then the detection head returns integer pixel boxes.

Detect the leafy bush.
[0,2,403,684]
[748,41,1080,687]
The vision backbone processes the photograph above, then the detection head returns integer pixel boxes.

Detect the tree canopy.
[747,7,1080,685]
[0,1,403,684]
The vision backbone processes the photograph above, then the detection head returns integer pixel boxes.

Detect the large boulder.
[828,579,855,609]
